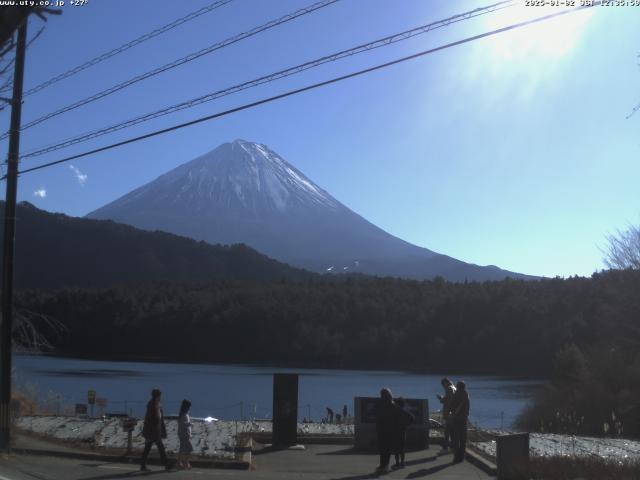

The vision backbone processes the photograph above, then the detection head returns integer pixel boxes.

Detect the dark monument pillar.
[272,373,298,446]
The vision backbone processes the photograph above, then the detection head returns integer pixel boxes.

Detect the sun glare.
[483,1,594,62]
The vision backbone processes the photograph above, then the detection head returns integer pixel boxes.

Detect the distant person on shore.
[450,381,470,463]
[177,399,193,470]
[392,397,414,469]
[376,388,395,474]
[437,377,456,451]
[140,388,171,471]
[326,407,334,423]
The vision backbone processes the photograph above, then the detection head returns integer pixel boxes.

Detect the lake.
[13,355,541,429]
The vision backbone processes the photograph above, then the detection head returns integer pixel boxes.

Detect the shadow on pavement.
[316,447,366,456]
[74,466,169,480]
[326,472,381,480]
[405,462,453,478]
[402,456,438,467]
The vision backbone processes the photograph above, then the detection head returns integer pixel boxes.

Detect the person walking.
[177,399,193,470]
[392,397,414,469]
[140,388,171,471]
[376,388,395,474]
[437,377,456,452]
[450,381,470,463]
[326,407,334,423]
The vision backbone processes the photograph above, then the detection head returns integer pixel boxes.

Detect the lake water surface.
[13,355,541,429]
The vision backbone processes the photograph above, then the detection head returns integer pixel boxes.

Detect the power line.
[20,0,514,160]
[9,2,598,180]
[0,0,235,99]
[0,0,341,140]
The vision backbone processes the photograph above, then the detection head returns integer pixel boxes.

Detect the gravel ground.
[473,432,640,461]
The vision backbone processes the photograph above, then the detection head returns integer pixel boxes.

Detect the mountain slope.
[88,139,534,281]
[1,202,311,289]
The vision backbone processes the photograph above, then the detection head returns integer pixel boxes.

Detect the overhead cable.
[20,0,514,159]
[0,0,341,140]
[10,2,598,179]
[0,0,235,99]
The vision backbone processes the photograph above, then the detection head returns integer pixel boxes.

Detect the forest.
[14,267,640,436]
[16,269,639,374]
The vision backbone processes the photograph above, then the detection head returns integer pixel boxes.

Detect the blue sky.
[1,0,638,278]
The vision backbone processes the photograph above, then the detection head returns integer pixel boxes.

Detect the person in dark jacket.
[450,381,470,463]
[437,377,456,451]
[140,388,171,471]
[376,388,395,473]
[392,397,415,469]
[326,407,334,423]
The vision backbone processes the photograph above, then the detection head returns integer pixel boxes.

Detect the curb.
[251,433,354,446]
[465,449,498,476]
[11,447,251,470]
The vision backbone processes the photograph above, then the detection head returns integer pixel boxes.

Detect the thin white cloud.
[33,189,46,198]
[69,164,87,186]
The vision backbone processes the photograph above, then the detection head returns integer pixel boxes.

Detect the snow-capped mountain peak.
[87,140,533,281]
[149,139,338,213]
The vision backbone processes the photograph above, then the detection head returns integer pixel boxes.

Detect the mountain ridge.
[88,139,536,281]
[1,201,311,289]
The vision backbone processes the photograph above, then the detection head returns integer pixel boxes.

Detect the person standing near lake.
[450,381,470,463]
[437,377,456,451]
[140,388,171,471]
[376,388,395,474]
[392,397,415,469]
[177,399,193,470]
[326,407,334,423]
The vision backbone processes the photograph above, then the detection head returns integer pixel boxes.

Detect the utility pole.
[0,18,28,453]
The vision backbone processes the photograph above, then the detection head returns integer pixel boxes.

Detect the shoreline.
[15,352,545,380]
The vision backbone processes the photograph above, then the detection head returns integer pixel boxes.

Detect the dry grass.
[11,391,38,416]
[528,456,640,480]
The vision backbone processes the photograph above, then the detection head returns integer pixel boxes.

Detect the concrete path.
[0,432,492,479]
[0,444,491,480]
[252,444,491,479]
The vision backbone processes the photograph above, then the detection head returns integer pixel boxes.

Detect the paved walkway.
[0,434,492,480]
[252,444,490,479]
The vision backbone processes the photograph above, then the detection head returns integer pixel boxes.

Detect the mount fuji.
[87,140,533,281]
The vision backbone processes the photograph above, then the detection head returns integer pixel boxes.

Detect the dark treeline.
[16,269,640,378]
[1,202,312,288]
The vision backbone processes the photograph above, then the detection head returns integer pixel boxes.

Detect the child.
[393,397,414,468]
[177,399,193,470]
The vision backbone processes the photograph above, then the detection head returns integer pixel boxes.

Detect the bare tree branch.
[11,309,67,354]
[603,224,640,270]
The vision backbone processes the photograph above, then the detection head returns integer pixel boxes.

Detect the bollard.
[496,433,529,480]
[121,417,138,457]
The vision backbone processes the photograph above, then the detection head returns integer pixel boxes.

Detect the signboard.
[357,397,425,424]
[75,403,88,415]
[121,418,138,432]
[95,397,107,407]
[87,390,96,405]
[354,396,429,450]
